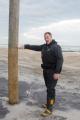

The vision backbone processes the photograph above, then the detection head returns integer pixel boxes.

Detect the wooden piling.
[8,0,20,104]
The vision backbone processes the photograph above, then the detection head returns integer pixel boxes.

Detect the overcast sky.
[0,0,80,46]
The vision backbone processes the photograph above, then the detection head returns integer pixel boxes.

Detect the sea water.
[0,44,80,52]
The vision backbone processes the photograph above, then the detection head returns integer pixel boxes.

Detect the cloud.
[20,0,80,28]
[20,19,80,46]
[0,0,80,46]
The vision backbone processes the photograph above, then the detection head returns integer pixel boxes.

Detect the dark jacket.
[24,40,63,73]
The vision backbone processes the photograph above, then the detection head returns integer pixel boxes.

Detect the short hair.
[44,32,52,37]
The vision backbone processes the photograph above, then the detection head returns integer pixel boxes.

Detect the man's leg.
[41,69,58,116]
[47,80,57,111]
[42,69,48,108]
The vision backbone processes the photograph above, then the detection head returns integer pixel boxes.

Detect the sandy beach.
[0,49,80,120]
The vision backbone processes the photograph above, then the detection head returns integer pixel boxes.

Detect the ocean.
[62,45,80,52]
[0,44,80,52]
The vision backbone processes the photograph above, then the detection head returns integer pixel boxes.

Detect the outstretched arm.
[18,44,44,51]
[24,44,44,51]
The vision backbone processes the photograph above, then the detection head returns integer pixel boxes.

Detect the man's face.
[44,34,52,45]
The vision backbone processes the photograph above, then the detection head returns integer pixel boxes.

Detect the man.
[19,32,63,117]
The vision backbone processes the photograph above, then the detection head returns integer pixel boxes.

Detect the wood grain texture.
[8,0,20,104]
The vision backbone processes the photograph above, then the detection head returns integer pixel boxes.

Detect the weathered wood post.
[8,0,20,104]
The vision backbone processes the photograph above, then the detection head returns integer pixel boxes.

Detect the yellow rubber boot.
[41,108,52,117]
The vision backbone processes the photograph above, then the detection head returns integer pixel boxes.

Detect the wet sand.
[0,49,80,120]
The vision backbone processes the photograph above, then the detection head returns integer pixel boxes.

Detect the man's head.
[44,32,53,45]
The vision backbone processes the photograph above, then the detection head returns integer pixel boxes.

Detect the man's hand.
[17,44,24,49]
[53,73,60,80]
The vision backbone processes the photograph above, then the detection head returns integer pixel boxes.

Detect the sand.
[0,49,80,120]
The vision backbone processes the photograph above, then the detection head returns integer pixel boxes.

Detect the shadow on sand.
[0,77,80,119]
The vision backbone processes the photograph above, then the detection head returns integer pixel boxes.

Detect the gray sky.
[0,0,80,46]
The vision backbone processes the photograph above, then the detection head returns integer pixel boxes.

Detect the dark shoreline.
[0,48,80,52]
[63,50,80,52]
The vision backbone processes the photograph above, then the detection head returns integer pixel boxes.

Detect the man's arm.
[54,45,64,73]
[53,45,63,80]
[24,44,44,51]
